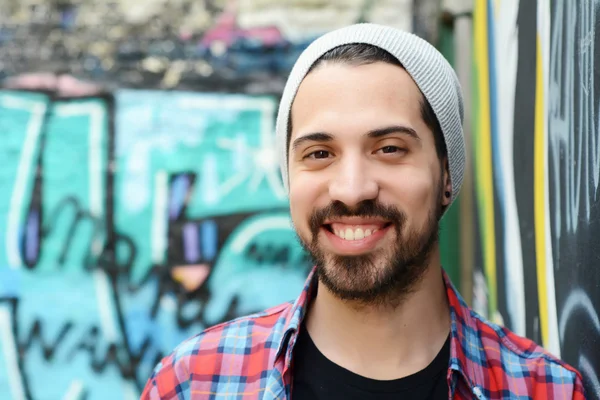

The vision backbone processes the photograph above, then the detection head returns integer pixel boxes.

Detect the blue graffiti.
[0,90,311,400]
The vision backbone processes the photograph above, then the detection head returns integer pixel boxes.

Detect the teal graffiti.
[0,90,310,400]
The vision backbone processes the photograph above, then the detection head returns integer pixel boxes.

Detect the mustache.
[309,200,406,234]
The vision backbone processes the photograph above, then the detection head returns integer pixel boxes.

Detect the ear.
[441,157,452,206]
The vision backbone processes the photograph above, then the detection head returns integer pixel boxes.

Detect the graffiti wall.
[0,90,313,399]
[0,2,470,399]
[471,0,600,398]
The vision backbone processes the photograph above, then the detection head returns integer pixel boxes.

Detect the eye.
[379,145,406,154]
[305,150,331,159]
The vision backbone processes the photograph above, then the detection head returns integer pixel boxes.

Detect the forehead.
[289,62,425,140]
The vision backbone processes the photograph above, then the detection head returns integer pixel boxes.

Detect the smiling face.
[288,60,451,307]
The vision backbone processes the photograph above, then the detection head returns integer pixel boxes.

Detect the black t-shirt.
[291,326,450,400]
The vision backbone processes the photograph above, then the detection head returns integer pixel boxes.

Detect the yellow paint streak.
[473,0,498,316]
[534,34,549,347]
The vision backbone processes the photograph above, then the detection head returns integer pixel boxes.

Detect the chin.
[318,253,392,289]
[314,244,433,307]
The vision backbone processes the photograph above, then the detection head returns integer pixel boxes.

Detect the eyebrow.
[291,132,334,151]
[291,125,420,152]
[366,125,420,140]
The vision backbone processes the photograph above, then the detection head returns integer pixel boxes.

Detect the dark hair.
[288,43,447,161]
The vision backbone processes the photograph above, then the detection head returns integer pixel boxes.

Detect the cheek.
[288,180,315,232]
[385,169,438,214]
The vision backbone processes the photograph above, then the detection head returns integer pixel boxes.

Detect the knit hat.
[275,23,466,207]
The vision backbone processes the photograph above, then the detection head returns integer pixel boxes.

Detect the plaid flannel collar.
[273,267,484,394]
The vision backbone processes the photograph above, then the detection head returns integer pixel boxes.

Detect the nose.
[328,156,379,207]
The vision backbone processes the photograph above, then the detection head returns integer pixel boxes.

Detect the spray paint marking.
[493,0,526,336]
[0,302,26,400]
[474,0,499,318]
[4,95,47,269]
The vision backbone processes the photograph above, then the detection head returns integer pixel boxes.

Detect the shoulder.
[467,309,586,399]
[140,301,293,400]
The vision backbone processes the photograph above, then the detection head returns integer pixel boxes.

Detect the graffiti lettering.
[245,242,307,266]
[0,91,310,400]
[473,0,600,397]
[65,326,134,378]
[22,320,73,361]
[548,0,599,239]
[34,197,104,269]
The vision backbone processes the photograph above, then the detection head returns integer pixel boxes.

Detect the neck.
[304,252,451,380]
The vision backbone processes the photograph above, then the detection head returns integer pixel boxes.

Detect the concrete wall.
[470,0,600,397]
[0,0,414,93]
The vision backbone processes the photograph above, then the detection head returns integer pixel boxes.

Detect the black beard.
[298,196,442,309]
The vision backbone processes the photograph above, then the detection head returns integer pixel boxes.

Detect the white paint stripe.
[259,98,275,145]
[259,98,285,199]
[90,104,106,256]
[6,101,47,269]
[538,0,561,357]
[88,104,104,226]
[93,269,119,342]
[61,380,84,400]
[217,169,251,199]
[543,166,560,357]
[1,95,42,110]
[151,171,168,264]
[265,167,287,199]
[230,216,293,253]
[495,0,526,336]
[0,305,26,400]
[579,354,600,399]
[559,289,600,340]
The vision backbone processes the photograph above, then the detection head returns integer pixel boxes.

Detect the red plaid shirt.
[141,268,586,399]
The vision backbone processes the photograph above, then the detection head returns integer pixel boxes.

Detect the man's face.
[287,61,451,306]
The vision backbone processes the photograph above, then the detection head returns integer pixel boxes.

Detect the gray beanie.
[275,23,466,206]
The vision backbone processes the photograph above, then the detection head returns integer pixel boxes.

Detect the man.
[141,23,585,399]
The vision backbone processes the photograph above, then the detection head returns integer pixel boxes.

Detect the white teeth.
[334,227,378,241]
[344,228,354,240]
